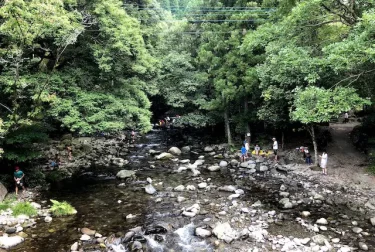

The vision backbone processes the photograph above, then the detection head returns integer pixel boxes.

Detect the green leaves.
[291,86,371,124]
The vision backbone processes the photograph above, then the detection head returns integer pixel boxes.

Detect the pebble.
[352,227,363,234]
[81,228,96,235]
[359,242,368,250]
[331,238,340,243]
[174,185,185,191]
[301,211,310,217]
[44,216,52,223]
[195,227,212,238]
[198,182,207,189]
[80,234,91,241]
[316,218,328,225]
[71,242,78,251]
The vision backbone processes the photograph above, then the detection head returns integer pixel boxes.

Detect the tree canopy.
[0,0,373,161]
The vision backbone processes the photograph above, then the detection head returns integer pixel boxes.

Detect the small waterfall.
[174,223,213,252]
[144,235,165,252]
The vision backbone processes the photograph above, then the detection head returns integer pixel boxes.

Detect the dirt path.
[314,122,375,190]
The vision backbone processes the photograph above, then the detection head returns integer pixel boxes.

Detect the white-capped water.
[174,223,213,252]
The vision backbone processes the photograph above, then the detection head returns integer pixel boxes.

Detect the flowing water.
[11,130,375,251]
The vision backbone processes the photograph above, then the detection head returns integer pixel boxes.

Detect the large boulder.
[0,235,24,249]
[155,152,174,160]
[168,147,181,156]
[0,183,7,202]
[116,170,136,180]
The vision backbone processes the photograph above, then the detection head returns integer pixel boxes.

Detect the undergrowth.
[12,202,37,216]
[50,199,77,216]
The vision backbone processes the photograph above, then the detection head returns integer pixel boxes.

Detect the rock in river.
[116,170,136,179]
[168,147,181,156]
[198,182,207,189]
[316,218,328,225]
[212,222,238,243]
[0,235,24,249]
[279,198,293,209]
[155,152,174,160]
[207,165,220,172]
[174,185,185,191]
[145,184,156,195]
[195,227,212,238]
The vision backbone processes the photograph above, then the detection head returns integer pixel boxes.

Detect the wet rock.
[300,238,311,245]
[182,204,200,217]
[218,185,236,192]
[208,166,220,172]
[174,185,185,191]
[212,222,238,243]
[241,208,249,213]
[168,147,181,156]
[251,200,262,208]
[71,242,78,251]
[280,185,287,191]
[145,184,156,195]
[116,170,136,179]
[198,182,207,189]
[155,152,174,160]
[314,194,325,201]
[195,227,212,238]
[192,169,201,177]
[149,149,161,155]
[144,225,168,235]
[279,198,293,209]
[95,233,102,238]
[370,217,375,226]
[230,160,239,166]
[194,160,205,166]
[331,238,340,243]
[177,167,187,173]
[179,159,190,164]
[186,185,196,191]
[359,242,368,250]
[301,211,310,217]
[81,228,96,235]
[181,146,190,153]
[80,234,91,241]
[5,227,16,234]
[204,146,214,152]
[130,241,142,251]
[146,177,152,184]
[316,218,328,225]
[279,191,289,198]
[177,196,186,203]
[235,189,244,195]
[352,227,363,233]
[219,161,228,167]
[126,214,137,219]
[228,194,240,200]
[123,231,135,242]
[0,235,24,249]
[312,234,327,245]
[259,165,268,172]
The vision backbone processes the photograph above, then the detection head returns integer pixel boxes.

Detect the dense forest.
[0,0,374,163]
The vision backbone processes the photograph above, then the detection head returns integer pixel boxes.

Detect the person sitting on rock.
[50,154,61,169]
[254,144,260,156]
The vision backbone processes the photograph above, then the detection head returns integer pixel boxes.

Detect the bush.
[0,195,17,211]
[49,199,77,216]
[12,202,37,216]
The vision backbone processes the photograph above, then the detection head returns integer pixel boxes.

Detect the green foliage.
[12,202,37,217]
[49,199,77,216]
[291,87,371,124]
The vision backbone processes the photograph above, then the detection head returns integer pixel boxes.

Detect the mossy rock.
[61,134,73,141]
[61,139,72,147]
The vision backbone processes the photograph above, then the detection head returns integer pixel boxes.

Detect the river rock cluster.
[66,144,375,252]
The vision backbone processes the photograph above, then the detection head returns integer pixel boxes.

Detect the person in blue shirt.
[14,166,26,195]
[240,144,247,162]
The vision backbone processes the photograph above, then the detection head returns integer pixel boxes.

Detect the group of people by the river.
[240,137,328,175]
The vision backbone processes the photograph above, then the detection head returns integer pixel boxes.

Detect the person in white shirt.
[272,138,278,161]
[319,151,328,175]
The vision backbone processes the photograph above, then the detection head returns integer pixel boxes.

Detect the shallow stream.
[12,130,375,251]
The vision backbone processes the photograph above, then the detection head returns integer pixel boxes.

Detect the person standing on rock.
[14,166,26,195]
[344,112,349,123]
[319,151,328,175]
[66,146,72,160]
[255,144,260,156]
[244,139,250,155]
[272,138,278,161]
[240,144,247,162]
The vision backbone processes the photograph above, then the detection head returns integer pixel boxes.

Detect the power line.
[137,19,264,23]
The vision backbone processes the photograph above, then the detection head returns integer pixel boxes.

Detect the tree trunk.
[309,124,319,165]
[224,109,232,146]
[281,131,284,150]
[244,97,251,145]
